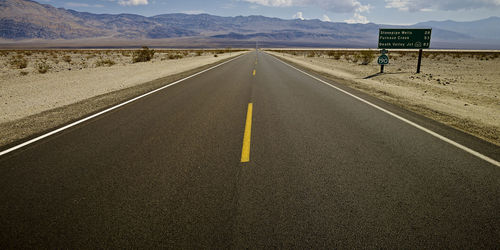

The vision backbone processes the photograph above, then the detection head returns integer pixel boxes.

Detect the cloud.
[246,0,294,7]
[321,14,331,22]
[344,12,368,23]
[222,2,236,9]
[385,0,500,12]
[244,0,370,13]
[293,11,305,20]
[66,2,104,7]
[182,10,206,14]
[118,0,148,6]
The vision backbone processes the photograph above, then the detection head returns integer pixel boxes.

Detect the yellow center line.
[241,103,253,163]
[253,69,256,76]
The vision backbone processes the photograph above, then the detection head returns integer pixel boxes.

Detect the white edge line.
[0,53,247,157]
[266,52,500,168]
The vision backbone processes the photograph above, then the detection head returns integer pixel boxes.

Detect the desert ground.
[0,48,248,147]
[266,49,500,145]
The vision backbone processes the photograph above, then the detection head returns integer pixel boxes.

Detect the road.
[0,51,499,248]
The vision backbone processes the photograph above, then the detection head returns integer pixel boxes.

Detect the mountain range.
[1,0,499,49]
[414,17,500,40]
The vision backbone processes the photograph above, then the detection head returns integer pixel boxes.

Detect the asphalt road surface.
[0,51,499,248]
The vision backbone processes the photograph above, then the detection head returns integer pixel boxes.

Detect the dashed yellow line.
[241,103,253,163]
[253,69,256,76]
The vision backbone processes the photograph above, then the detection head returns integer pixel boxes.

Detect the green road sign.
[378,29,431,49]
[378,54,389,65]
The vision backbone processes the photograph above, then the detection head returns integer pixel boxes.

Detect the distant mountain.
[1,0,499,49]
[0,0,197,39]
[414,17,500,40]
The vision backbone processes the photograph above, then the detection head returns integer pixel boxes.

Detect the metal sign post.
[416,49,423,73]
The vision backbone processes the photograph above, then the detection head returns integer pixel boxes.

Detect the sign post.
[378,50,389,73]
[416,49,423,73]
[378,28,431,73]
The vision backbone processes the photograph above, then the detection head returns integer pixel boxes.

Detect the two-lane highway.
[0,51,499,248]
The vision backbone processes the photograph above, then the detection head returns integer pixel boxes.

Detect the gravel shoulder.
[266,50,500,146]
[0,51,248,148]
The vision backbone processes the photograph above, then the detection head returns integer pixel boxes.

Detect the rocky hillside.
[1,0,498,48]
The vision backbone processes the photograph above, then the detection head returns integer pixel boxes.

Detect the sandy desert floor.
[266,50,500,145]
[0,49,248,147]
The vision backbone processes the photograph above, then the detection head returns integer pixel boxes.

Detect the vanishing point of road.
[0,51,499,248]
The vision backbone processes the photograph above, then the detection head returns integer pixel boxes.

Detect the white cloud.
[344,12,368,23]
[321,14,331,22]
[385,0,500,12]
[293,11,305,20]
[222,2,236,9]
[246,0,294,7]
[182,10,206,14]
[66,2,104,7]
[118,0,148,6]
[244,0,370,13]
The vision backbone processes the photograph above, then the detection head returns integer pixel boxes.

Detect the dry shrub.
[95,59,116,67]
[168,54,184,59]
[80,61,88,68]
[63,55,72,63]
[359,50,376,65]
[132,46,155,63]
[352,54,359,63]
[37,62,50,73]
[9,56,28,69]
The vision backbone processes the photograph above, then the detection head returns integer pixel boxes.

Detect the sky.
[38,0,500,25]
